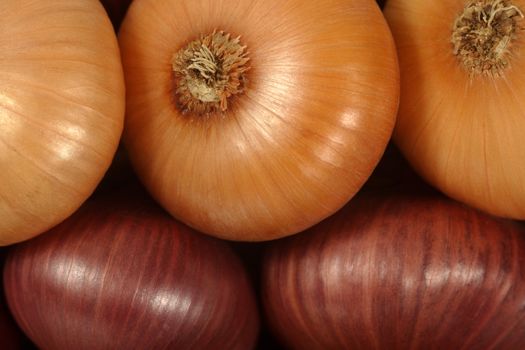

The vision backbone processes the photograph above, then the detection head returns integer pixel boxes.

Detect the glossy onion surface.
[0,0,125,245]
[262,190,525,349]
[384,0,525,219]
[118,0,399,241]
[3,196,259,350]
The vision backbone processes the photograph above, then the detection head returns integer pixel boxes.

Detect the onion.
[262,189,525,349]
[0,0,124,245]
[384,0,525,219]
[3,195,260,350]
[118,0,399,241]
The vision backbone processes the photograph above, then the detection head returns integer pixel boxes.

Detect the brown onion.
[118,0,399,241]
[0,0,124,245]
[384,0,525,220]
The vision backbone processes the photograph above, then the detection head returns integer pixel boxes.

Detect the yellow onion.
[0,0,124,245]
[384,0,525,219]
[118,0,399,241]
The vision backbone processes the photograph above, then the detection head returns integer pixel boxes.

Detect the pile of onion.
[262,188,525,349]
[384,0,525,219]
[118,0,400,241]
[0,0,124,245]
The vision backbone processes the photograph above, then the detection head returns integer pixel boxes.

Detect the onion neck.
[451,0,524,76]
[172,30,250,115]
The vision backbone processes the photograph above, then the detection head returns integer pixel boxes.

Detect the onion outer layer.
[384,0,525,219]
[262,189,525,349]
[0,0,125,245]
[119,0,399,241]
[3,195,260,350]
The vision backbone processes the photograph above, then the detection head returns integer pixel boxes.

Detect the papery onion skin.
[262,189,525,349]
[118,0,399,241]
[384,0,525,220]
[3,195,260,350]
[0,0,124,245]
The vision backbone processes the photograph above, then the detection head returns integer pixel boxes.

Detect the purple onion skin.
[3,196,259,350]
[262,190,525,350]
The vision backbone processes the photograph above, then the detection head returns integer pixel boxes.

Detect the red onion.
[3,196,259,350]
[262,189,525,349]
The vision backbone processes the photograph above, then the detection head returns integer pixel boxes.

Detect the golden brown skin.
[119,0,399,241]
[0,0,124,245]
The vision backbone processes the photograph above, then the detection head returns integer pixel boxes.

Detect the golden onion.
[0,0,124,245]
[385,0,525,219]
[119,0,399,241]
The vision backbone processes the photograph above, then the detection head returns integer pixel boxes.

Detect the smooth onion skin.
[384,0,525,220]
[3,195,260,350]
[118,0,399,241]
[262,190,525,349]
[0,0,124,245]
